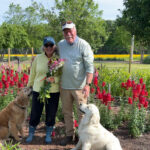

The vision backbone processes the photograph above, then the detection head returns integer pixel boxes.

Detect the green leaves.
[120,0,150,44]
[0,23,30,49]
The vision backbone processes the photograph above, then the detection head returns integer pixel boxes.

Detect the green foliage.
[143,55,150,64]
[54,0,107,51]
[97,65,130,96]
[0,141,21,150]
[0,23,30,50]
[128,103,146,137]
[119,0,150,44]
[99,104,116,129]
[103,25,131,54]
[0,90,16,111]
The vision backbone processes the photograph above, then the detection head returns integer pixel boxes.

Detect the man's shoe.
[60,136,73,146]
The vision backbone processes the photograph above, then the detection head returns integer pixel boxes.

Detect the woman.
[26,37,60,144]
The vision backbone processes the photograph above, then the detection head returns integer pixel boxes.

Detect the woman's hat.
[43,37,55,45]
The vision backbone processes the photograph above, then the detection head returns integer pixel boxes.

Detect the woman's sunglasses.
[44,43,54,48]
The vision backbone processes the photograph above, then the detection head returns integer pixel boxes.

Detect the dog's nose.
[79,103,82,106]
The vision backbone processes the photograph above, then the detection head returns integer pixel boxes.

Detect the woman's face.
[44,43,55,58]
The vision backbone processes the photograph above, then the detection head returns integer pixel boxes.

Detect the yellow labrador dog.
[72,103,122,150]
[0,87,32,141]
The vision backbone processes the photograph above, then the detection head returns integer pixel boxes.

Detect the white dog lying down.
[72,103,122,150]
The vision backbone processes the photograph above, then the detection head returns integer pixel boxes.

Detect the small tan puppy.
[72,103,122,150]
[0,87,32,141]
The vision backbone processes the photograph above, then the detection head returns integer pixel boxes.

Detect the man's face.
[63,27,77,44]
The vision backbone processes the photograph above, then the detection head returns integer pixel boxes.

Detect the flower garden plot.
[1,62,150,149]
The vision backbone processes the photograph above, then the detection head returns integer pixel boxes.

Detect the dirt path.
[16,122,150,150]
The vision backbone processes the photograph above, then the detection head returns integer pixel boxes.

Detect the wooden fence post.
[32,47,34,57]
[129,35,134,73]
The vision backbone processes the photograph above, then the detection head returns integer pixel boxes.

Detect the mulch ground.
[4,121,149,150]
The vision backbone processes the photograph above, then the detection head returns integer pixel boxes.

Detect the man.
[58,21,94,146]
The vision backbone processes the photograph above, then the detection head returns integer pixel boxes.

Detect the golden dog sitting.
[0,87,32,141]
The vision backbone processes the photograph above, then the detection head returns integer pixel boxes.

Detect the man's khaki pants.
[60,88,87,136]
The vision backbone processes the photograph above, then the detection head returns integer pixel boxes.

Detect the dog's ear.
[83,112,93,125]
[90,114,100,125]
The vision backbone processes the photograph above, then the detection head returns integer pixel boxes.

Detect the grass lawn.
[94,61,150,72]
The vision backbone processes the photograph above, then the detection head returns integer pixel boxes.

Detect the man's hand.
[82,85,90,98]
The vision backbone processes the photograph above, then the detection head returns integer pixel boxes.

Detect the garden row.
[0,62,150,138]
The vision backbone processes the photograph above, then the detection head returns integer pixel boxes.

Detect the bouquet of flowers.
[40,56,64,102]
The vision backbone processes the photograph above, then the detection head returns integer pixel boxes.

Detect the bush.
[143,55,150,64]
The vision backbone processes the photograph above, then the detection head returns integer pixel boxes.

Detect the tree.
[44,0,107,51]
[4,3,24,25]
[0,23,30,52]
[117,0,150,60]
[103,25,131,54]
[4,2,50,53]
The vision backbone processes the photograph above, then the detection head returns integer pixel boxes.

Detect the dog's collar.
[14,102,26,110]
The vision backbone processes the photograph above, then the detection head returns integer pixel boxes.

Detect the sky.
[0,0,124,24]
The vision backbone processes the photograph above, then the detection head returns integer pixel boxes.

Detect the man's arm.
[82,73,93,98]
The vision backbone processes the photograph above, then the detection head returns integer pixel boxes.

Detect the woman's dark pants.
[29,91,60,127]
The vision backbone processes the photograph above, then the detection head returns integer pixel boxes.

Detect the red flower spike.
[74,120,78,128]
[0,82,3,89]
[108,105,112,110]
[102,82,106,87]
[93,76,98,87]
[121,82,126,88]
[128,97,133,104]
[90,87,95,94]
[139,78,143,84]
[126,79,132,88]
[142,84,146,90]
[144,101,148,109]
[52,131,55,137]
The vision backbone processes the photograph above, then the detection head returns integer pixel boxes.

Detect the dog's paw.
[15,137,22,141]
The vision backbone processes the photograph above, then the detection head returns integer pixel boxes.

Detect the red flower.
[136,84,141,94]
[51,131,55,137]
[128,97,132,104]
[121,82,126,88]
[102,82,106,87]
[4,81,9,89]
[126,79,132,88]
[142,84,146,90]
[10,80,15,87]
[132,80,135,87]
[1,74,5,82]
[102,90,106,96]
[144,101,148,109]
[106,93,111,102]
[138,103,141,109]
[74,120,78,128]
[93,76,98,87]
[0,81,3,89]
[18,82,24,88]
[96,86,100,93]
[90,87,95,94]
[97,92,103,99]
[108,105,112,110]
[139,78,143,84]
[140,90,145,96]
[139,96,146,105]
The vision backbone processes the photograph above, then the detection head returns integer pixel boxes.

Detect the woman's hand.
[46,77,55,83]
